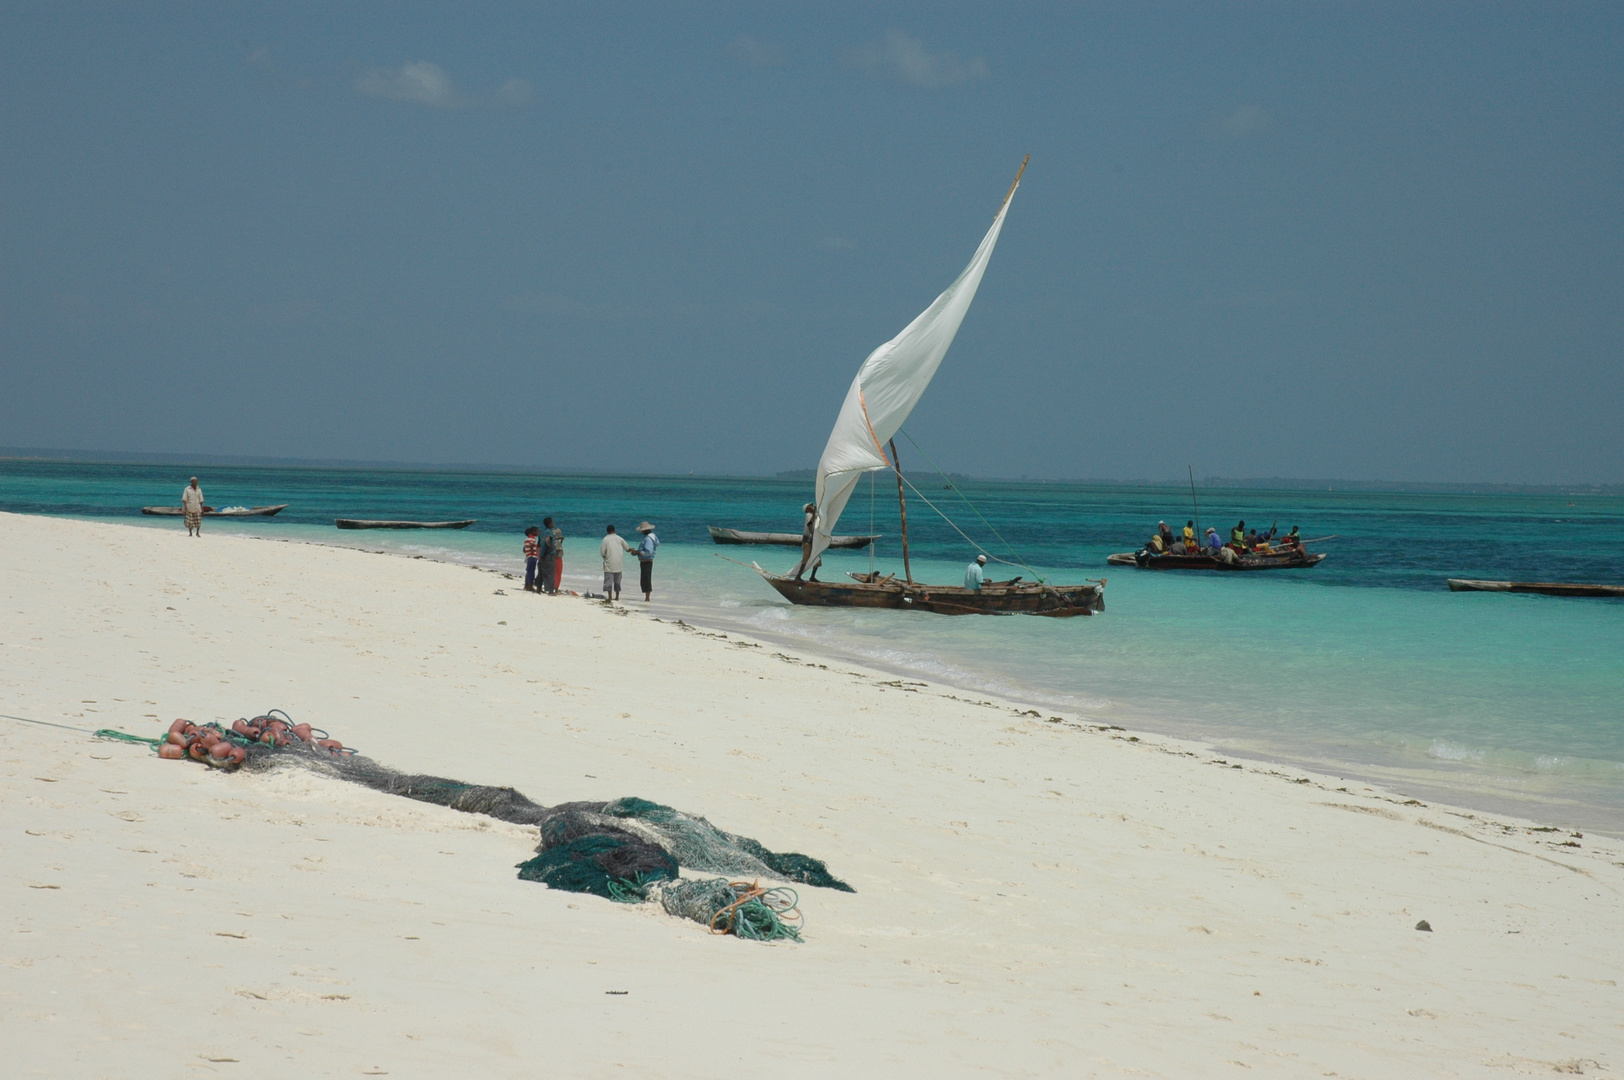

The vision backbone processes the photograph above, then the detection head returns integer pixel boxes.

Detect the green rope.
[898,428,1045,581]
[94,728,165,749]
[728,887,803,942]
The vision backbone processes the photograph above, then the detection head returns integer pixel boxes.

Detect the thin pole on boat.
[869,471,876,574]
[890,438,913,584]
[1188,465,1201,543]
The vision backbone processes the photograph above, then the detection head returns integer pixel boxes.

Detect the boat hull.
[761,573,1104,617]
[1447,578,1624,598]
[1115,549,1326,572]
[334,519,476,530]
[141,504,289,517]
[708,526,876,549]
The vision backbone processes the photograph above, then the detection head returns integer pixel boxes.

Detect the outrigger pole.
[889,438,913,584]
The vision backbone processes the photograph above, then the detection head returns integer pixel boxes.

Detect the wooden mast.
[889,438,913,584]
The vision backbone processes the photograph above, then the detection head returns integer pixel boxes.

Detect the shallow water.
[3,459,1621,830]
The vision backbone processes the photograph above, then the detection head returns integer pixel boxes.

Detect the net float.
[167,731,188,747]
[209,741,233,760]
[227,746,248,766]
[158,743,186,760]
[188,741,211,761]
[317,738,343,754]
[168,719,190,736]
[232,720,256,739]
[293,724,313,743]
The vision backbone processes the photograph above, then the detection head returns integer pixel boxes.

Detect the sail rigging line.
[896,427,1041,579]
[892,471,1044,582]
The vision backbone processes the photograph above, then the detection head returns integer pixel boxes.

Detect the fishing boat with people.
[1124,545,1327,571]
[738,158,1105,618]
[141,503,289,517]
[707,526,876,549]
[1106,474,1331,572]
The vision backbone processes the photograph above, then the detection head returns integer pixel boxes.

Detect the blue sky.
[2,3,1620,482]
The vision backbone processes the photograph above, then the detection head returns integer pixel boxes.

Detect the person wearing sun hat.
[635,521,660,601]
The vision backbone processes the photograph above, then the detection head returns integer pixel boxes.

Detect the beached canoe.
[334,519,476,530]
[141,504,289,517]
[1446,578,1624,598]
[708,526,877,549]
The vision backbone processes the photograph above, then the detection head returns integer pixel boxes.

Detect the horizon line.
[1,446,1619,496]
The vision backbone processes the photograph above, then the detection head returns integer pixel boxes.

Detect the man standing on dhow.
[794,501,822,582]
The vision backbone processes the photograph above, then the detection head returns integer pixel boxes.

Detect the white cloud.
[357,61,463,108]
[493,78,535,106]
[1216,105,1270,138]
[729,34,785,68]
[355,62,533,110]
[849,31,987,89]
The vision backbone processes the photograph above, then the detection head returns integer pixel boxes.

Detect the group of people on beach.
[524,520,660,603]
[1146,518,1304,561]
[521,518,567,594]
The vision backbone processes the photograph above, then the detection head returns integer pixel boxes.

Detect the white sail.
[803,174,1021,571]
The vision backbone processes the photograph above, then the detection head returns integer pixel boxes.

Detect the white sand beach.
[3,510,1622,1078]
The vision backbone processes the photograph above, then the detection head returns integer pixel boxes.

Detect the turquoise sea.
[3,459,1622,832]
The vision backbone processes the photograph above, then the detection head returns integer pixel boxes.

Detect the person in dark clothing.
[540,516,561,594]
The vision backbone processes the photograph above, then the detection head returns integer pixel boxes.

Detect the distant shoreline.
[3,447,1619,496]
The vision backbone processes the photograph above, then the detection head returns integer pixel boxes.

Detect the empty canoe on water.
[1446,578,1624,598]
[708,526,877,549]
[141,504,289,517]
[334,519,476,530]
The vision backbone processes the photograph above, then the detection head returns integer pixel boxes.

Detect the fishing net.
[655,878,805,942]
[181,712,853,938]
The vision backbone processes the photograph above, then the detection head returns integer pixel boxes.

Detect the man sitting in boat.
[1205,527,1223,553]
[965,554,988,590]
[1281,526,1303,553]
[1157,521,1175,551]
[1231,520,1247,550]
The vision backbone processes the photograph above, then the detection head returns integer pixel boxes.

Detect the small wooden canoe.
[334,519,476,530]
[1447,578,1624,598]
[142,504,289,517]
[708,525,877,549]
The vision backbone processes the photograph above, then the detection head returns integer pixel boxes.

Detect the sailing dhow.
[751,158,1105,617]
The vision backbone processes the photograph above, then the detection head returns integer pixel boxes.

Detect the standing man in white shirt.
[599,524,634,602]
[181,477,206,537]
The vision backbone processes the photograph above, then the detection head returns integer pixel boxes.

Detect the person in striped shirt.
[523,526,541,592]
